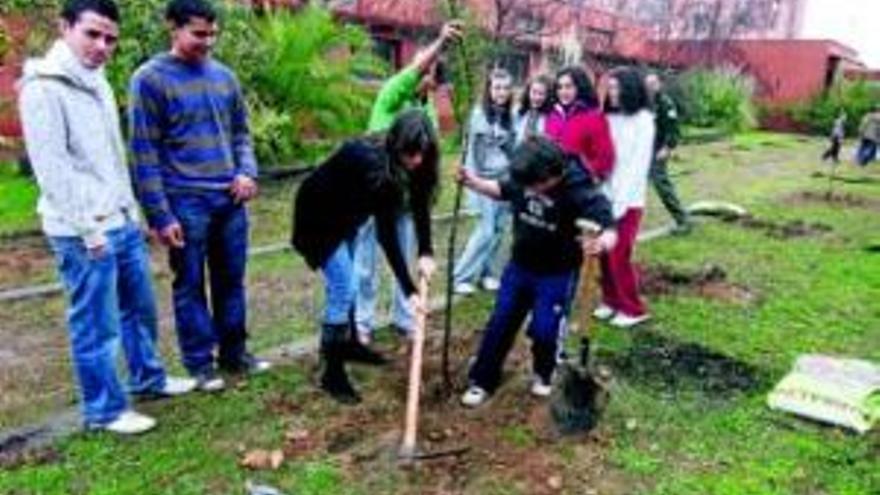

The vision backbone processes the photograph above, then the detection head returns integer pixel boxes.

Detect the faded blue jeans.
[320,239,357,326]
[453,193,509,286]
[50,222,167,427]
[353,213,416,335]
[168,191,249,375]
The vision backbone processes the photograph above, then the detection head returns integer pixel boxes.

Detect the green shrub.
[5,2,382,168]
[673,67,757,133]
[252,8,385,147]
[788,79,880,136]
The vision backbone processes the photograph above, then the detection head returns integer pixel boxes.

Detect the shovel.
[550,219,611,435]
[399,275,470,463]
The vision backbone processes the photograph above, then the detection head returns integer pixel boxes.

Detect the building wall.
[654,39,863,105]
[0,16,27,139]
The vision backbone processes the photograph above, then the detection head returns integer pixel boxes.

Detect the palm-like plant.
[254,6,386,140]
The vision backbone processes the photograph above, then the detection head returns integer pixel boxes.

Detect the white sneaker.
[461,386,489,407]
[194,371,226,393]
[609,313,651,328]
[356,328,372,346]
[101,410,156,435]
[480,277,501,292]
[454,282,477,296]
[159,376,198,396]
[530,377,553,398]
[593,304,615,320]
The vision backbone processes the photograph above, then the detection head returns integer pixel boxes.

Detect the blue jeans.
[469,262,577,392]
[857,139,877,166]
[453,194,509,285]
[320,239,357,326]
[353,213,416,334]
[50,222,167,426]
[168,191,249,375]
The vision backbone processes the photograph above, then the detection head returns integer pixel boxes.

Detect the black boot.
[320,324,361,405]
[343,324,389,366]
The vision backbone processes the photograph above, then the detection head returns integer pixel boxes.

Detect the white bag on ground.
[767,354,880,434]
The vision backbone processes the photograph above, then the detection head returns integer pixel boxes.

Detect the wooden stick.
[400,276,430,459]
[575,219,602,338]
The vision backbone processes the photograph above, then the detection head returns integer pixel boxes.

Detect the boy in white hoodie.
[18,0,195,435]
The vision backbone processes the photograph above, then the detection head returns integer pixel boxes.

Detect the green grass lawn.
[0,162,38,237]
[1,135,879,494]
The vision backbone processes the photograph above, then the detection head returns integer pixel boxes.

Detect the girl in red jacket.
[545,66,615,182]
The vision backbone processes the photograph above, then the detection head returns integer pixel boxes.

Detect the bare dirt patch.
[720,214,832,240]
[789,191,880,211]
[0,235,55,289]
[274,321,632,495]
[641,264,757,306]
[609,331,767,399]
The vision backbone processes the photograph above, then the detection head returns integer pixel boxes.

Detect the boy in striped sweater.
[129,0,270,391]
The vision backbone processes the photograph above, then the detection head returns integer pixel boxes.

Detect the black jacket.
[502,159,614,274]
[291,139,432,296]
[653,92,681,151]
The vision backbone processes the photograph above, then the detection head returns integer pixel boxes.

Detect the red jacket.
[546,102,615,181]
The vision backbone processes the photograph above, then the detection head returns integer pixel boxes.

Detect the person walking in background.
[856,106,880,166]
[292,110,439,404]
[822,111,847,164]
[514,74,554,143]
[596,68,656,329]
[645,72,691,234]
[353,21,462,345]
[19,0,195,435]
[546,66,615,183]
[129,0,270,393]
[453,68,516,296]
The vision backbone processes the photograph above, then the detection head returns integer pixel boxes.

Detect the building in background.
[0,0,872,139]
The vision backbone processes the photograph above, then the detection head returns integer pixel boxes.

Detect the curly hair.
[605,67,650,116]
[555,66,599,108]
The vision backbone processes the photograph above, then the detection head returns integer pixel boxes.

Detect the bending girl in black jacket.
[292,110,438,403]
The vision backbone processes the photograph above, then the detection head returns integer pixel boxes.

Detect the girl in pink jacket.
[545,66,615,182]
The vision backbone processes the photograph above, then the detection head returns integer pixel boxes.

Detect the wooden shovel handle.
[401,276,430,457]
[575,219,602,339]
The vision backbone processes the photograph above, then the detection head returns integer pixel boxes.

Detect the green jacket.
[368,66,439,132]
[653,92,680,151]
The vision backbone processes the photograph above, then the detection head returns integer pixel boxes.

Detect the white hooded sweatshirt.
[18,40,139,248]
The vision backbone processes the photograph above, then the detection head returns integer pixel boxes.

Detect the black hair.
[432,60,449,86]
[165,0,217,27]
[481,68,514,130]
[605,67,650,116]
[518,74,554,117]
[555,66,599,108]
[386,109,440,199]
[61,0,120,24]
[510,135,566,186]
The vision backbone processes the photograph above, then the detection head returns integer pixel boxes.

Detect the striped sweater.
[129,54,258,229]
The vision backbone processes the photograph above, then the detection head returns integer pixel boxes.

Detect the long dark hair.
[480,68,514,130]
[604,67,650,116]
[518,74,554,117]
[555,66,599,109]
[385,109,440,201]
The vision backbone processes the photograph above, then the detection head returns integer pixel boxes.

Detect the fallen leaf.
[240,449,285,471]
[547,475,563,490]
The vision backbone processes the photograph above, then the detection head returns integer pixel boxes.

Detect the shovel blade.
[550,361,609,435]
